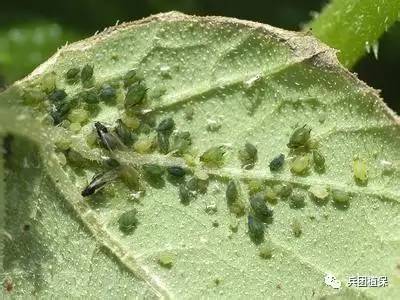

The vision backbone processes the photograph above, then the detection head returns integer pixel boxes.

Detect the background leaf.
[1,12,400,298]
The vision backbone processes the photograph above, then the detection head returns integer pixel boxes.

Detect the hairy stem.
[308,0,400,68]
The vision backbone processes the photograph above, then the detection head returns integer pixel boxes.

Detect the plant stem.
[308,0,400,68]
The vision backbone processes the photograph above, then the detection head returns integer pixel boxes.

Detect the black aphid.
[167,166,186,177]
[157,117,175,133]
[250,193,273,220]
[99,84,116,101]
[81,169,119,197]
[48,89,67,102]
[248,214,264,240]
[81,64,94,82]
[157,132,170,154]
[95,121,124,151]
[115,119,135,146]
[238,142,258,169]
[66,67,80,82]
[269,154,285,172]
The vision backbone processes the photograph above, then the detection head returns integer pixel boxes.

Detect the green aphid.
[313,150,325,171]
[248,215,264,240]
[332,189,350,204]
[48,89,67,102]
[287,125,311,148]
[291,219,302,237]
[125,81,147,109]
[81,64,94,83]
[118,209,139,234]
[289,193,305,209]
[238,142,258,169]
[123,69,139,87]
[353,158,368,184]
[119,165,141,190]
[115,119,135,146]
[275,183,293,198]
[171,131,191,154]
[226,180,238,204]
[143,164,164,178]
[290,155,311,175]
[157,252,175,269]
[157,117,175,134]
[250,193,273,221]
[167,166,186,177]
[259,243,273,259]
[82,90,99,104]
[200,146,225,168]
[157,132,170,154]
[269,154,285,172]
[66,67,80,82]
[99,84,116,101]
[246,179,264,195]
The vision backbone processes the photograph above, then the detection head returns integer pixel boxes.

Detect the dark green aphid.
[200,146,225,168]
[142,164,164,178]
[94,121,125,151]
[277,183,293,198]
[118,209,139,234]
[125,81,147,109]
[81,64,94,82]
[82,90,99,104]
[115,119,135,146]
[186,176,208,194]
[250,193,273,220]
[157,132,170,154]
[289,193,305,209]
[238,142,258,169]
[248,215,264,240]
[167,166,186,177]
[51,98,77,124]
[157,117,175,133]
[269,154,285,172]
[99,84,116,101]
[226,180,238,204]
[313,150,325,171]
[287,125,311,148]
[171,131,191,154]
[179,183,192,204]
[81,169,119,197]
[66,67,80,82]
[332,189,350,204]
[48,89,67,102]
[123,69,139,87]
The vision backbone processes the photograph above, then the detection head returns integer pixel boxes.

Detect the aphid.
[82,90,99,104]
[287,125,311,148]
[81,64,94,82]
[248,214,264,240]
[187,176,208,194]
[313,150,325,171]
[289,193,305,209]
[157,117,175,133]
[291,219,302,237]
[99,84,116,101]
[250,193,273,220]
[66,67,80,82]
[95,121,125,151]
[134,138,154,154]
[276,183,293,198]
[157,132,170,154]
[264,188,278,204]
[309,185,329,200]
[115,119,135,146]
[290,155,311,175]
[123,69,139,87]
[143,164,164,177]
[184,106,194,120]
[200,146,225,168]
[119,165,141,190]
[157,252,175,269]
[259,243,273,259]
[269,154,285,172]
[332,189,350,204]
[238,142,258,169]
[81,169,119,197]
[246,179,264,195]
[171,131,191,154]
[167,166,186,177]
[179,183,192,204]
[226,180,238,204]
[51,98,77,124]
[353,158,368,184]
[125,81,147,109]
[118,209,139,234]
[48,89,67,102]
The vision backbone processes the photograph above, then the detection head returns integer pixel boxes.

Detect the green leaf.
[309,0,400,68]
[1,12,400,298]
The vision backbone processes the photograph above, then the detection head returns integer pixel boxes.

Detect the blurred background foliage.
[0,0,399,112]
